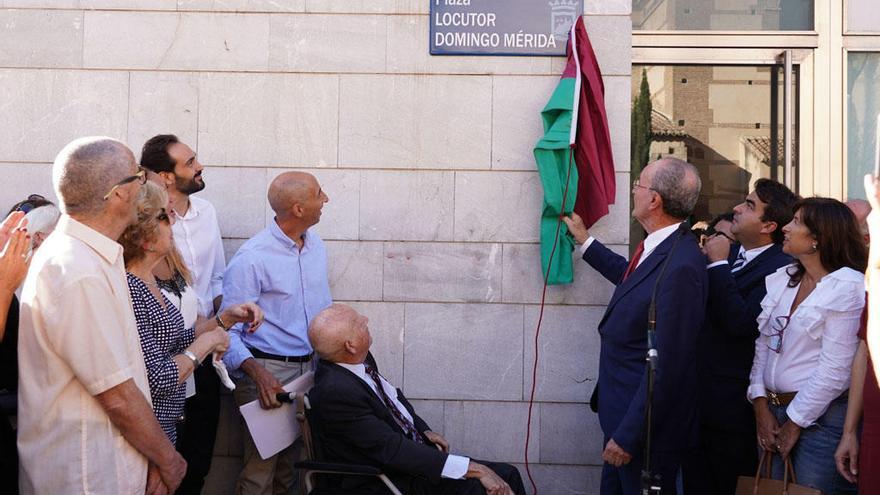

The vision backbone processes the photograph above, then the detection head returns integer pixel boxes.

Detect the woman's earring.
[811,242,818,253]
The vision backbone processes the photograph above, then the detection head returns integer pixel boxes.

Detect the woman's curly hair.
[120,181,168,266]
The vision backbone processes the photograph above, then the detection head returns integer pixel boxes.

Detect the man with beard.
[140,134,226,494]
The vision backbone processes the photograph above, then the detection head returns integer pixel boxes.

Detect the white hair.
[25,204,61,235]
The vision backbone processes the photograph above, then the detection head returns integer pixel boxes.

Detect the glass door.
[631,60,798,224]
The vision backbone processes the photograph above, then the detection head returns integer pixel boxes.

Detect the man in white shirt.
[18,137,186,494]
[140,134,226,494]
[307,304,524,495]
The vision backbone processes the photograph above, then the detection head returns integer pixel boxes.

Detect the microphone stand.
[641,225,684,495]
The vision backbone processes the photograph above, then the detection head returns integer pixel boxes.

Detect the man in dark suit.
[564,157,707,494]
[307,303,525,495]
[685,179,797,494]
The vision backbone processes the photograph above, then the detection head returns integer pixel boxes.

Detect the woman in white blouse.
[749,197,867,493]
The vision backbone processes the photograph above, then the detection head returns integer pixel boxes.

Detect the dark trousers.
[0,413,17,495]
[175,364,221,495]
[682,426,757,495]
[601,453,679,495]
[409,461,525,495]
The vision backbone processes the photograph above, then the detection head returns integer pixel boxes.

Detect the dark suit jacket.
[583,224,707,457]
[699,243,791,432]
[309,354,448,493]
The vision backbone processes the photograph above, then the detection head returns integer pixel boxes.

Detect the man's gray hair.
[52,137,134,216]
[651,157,701,219]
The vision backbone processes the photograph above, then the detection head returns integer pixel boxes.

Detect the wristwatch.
[215,313,229,330]
[182,350,200,368]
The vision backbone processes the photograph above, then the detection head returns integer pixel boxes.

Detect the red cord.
[524,146,576,494]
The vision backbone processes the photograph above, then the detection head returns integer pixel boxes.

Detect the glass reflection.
[846,53,880,199]
[633,0,814,31]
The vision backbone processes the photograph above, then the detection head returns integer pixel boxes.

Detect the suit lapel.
[604,224,686,315]
[732,243,780,280]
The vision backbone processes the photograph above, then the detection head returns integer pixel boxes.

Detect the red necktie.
[621,241,645,283]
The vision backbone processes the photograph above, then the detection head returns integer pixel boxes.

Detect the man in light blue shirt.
[221,171,331,494]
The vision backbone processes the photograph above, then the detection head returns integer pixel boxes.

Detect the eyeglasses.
[632,179,656,193]
[15,194,47,213]
[103,167,147,201]
[766,315,790,353]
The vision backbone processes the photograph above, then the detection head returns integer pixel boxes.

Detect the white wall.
[0,2,632,493]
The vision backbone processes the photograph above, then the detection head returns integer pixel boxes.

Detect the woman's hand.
[0,226,30,294]
[776,420,802,459]
[835,430,859,483]
[220,302,264,333]
[754,398,780,452]
[205,327,230,357]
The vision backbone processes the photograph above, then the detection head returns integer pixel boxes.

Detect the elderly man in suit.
[564,157,707,495]
[684,179,798,493]
[307,303,525,495]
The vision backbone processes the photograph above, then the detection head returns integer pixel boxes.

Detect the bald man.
[846,198,871,245]
[221,171,332,494]
[308,304,525,495]
[18,137,186,494]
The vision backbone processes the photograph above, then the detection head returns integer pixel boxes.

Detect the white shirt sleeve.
[441,454,470,479]
[747,335,769,402]
[785,309,861,427]
[579,237,596,255]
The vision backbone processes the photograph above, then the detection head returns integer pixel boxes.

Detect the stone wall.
[0,2,631,493]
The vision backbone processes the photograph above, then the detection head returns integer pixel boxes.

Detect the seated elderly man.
[308,304,525,495]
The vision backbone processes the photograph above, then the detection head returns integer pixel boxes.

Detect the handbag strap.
[785,457,798,485]
[753,451,772,495]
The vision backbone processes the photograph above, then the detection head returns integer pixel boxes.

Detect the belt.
[247,347,313,363]
[766,390,797,407]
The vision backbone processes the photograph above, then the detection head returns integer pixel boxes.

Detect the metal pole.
[784,49,794,189]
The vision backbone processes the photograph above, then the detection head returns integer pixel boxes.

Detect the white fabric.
[161,283,198,397]
[17,216,150,494]
[748,265,864,427]
[336,362,469,479]
[172,195,225,317]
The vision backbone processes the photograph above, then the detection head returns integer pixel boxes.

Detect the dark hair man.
[140,134,225,494]
[684,178,798,494]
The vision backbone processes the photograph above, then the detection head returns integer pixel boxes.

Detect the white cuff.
[441,454,470,479]
[579,237,596,255]
[707,260,729,269]
[747,384,766,403]
[784,405,812,429]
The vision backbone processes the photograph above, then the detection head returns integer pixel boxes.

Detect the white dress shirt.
[336,362,470,479]
[18,216,151,494]
[581,222,683,268]
[707,243,773,270]
[748,265,864,427]
[172,195,226,317]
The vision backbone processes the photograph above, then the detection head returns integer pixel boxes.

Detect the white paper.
[239,371,315,460]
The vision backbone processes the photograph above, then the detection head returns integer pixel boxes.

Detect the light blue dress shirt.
[221,220,332,371]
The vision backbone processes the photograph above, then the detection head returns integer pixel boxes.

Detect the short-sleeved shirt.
[17,216,151,494]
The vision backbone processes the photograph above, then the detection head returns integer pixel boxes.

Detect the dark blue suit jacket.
[583,224,707,457]
[698,243,791,432]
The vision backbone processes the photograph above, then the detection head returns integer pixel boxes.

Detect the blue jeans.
[768,396,856,494]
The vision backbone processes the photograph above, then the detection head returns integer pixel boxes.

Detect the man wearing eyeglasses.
[564,157,707,495]
[684,179,798,494]
[140,134,226,495]
[17,137,186,494]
